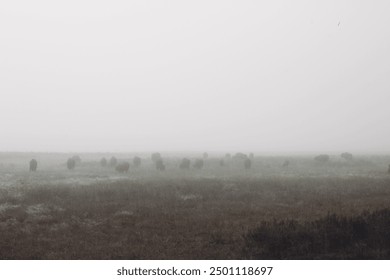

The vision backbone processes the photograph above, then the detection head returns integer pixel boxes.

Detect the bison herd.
[27,152,390,174]
[27,152,256,173]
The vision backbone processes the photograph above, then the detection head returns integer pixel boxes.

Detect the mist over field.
[1,1,390,153]
[1,1,390,260]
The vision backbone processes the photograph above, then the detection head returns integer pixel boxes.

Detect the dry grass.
[0,152,390,259]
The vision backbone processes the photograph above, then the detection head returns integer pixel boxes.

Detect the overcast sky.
[1,1,389,153]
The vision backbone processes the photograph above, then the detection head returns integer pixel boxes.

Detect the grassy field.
[0,152,390,259]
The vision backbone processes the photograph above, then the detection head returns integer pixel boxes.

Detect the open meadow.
[1,152,390,259]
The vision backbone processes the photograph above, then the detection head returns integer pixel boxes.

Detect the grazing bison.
[314,154,330,163]
[109,156,118,167]
[72,155,81,164]
[193,159,204,170]
[179,158,191,169]
[341,152,353,161]
[155,158,165,171]
[115,162,130,173]
[133,156,141,168]
[282,160,290,168]
[151,152,162,163]
[100,157,107,167]
[67,158,76,170]
[244,158,252,170]
[29,159,38,172]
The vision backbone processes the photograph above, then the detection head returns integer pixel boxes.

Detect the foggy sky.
[1,1,390,153]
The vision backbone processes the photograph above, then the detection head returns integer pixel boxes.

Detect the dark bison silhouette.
[151,153,162,163]
[72,155,81,164]
[282,160,290,168]
[244,158,252,169]
[314,154,330,163]
[29,159,38,172]
[341,152,353,161]
[193,159,204,169]
[115,162,130,173]
[100,157,107,167]
[179,158,191,169]
[67,158,76,170]
[133,156,141,168]
[109,156,118,167]
[155,158,165,171]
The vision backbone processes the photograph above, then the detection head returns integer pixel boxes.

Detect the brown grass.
[1,152,390,259]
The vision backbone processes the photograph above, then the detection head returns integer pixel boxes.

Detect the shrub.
[243,209,390,259]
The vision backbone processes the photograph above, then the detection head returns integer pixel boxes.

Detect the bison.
[133,156,141,168]
[155,158,165,171]
[341,152,353,161]
[179,158,191,169]
[67,158,76,170]
[193,159,204,170]
[29,159,38,172]
[151,152,162,163]
[314,154,330,163]
[115,162,130,173]
[100,157,107,167]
